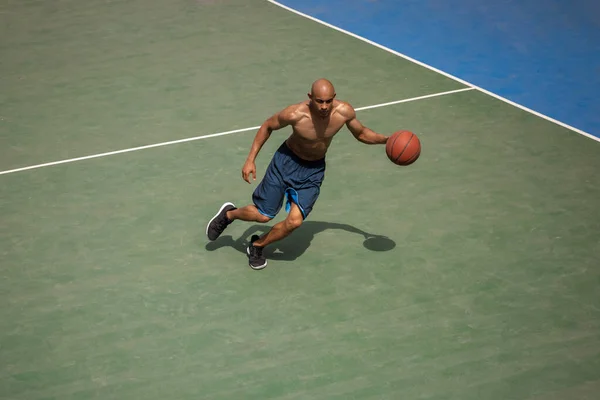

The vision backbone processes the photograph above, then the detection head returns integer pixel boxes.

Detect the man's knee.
[284,213,303,231]
[256,213,272,223]
[250,205,273,223]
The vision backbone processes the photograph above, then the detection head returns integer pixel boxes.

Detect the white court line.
[267,0,600,144]
[0,87,473,177]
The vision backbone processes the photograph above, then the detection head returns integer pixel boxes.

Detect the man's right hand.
[242,160,256,184]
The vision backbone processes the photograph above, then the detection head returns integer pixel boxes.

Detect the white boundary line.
[0,87,473,176]
[267,0,600,144]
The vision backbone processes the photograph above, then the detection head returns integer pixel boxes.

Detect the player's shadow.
[205,221,396,261]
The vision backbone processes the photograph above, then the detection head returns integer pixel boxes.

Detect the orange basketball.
[385,130,421,166]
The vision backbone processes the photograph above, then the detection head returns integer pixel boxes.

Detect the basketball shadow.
[204,221,396,262]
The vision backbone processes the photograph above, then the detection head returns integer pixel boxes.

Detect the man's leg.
[206,202,274,242]
[227,205,271,223]
[246,176,323,269]
[253,202,303,247]
[206,154,285,242]
[246,202,303,270]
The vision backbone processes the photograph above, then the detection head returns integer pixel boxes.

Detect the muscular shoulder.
[335,101,357,121]
[278,102,309,124]
[265,102,310,131]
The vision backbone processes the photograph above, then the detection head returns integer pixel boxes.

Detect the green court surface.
[1,1,599,399]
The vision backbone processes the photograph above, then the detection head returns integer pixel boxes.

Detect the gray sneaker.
[206,202,236,241]
[246,235,267,270]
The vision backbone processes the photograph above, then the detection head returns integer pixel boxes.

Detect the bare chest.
[293,115,346,141]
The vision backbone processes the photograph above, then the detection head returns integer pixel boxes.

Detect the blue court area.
[276,0,600,139]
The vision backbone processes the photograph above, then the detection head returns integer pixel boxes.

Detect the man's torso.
[285,100,349,161]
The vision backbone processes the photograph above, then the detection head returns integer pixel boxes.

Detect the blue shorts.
[252,141,326,220]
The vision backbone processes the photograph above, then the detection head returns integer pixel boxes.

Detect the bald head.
[310,78,335,98]
[308,78,336,118]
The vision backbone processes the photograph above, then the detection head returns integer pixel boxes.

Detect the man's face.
[309,90,336,118]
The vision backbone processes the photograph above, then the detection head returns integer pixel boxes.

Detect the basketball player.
[206,78,389,269]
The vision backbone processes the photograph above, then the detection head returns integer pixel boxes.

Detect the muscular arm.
[246,106,298,163]
[342,104,388,145]
[241,105,301,183]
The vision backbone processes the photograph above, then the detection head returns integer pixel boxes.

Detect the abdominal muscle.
[285,132,333,161]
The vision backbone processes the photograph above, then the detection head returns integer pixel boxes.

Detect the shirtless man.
[206,79,389,269]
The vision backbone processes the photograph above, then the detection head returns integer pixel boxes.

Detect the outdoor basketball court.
[1,0,599,398]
